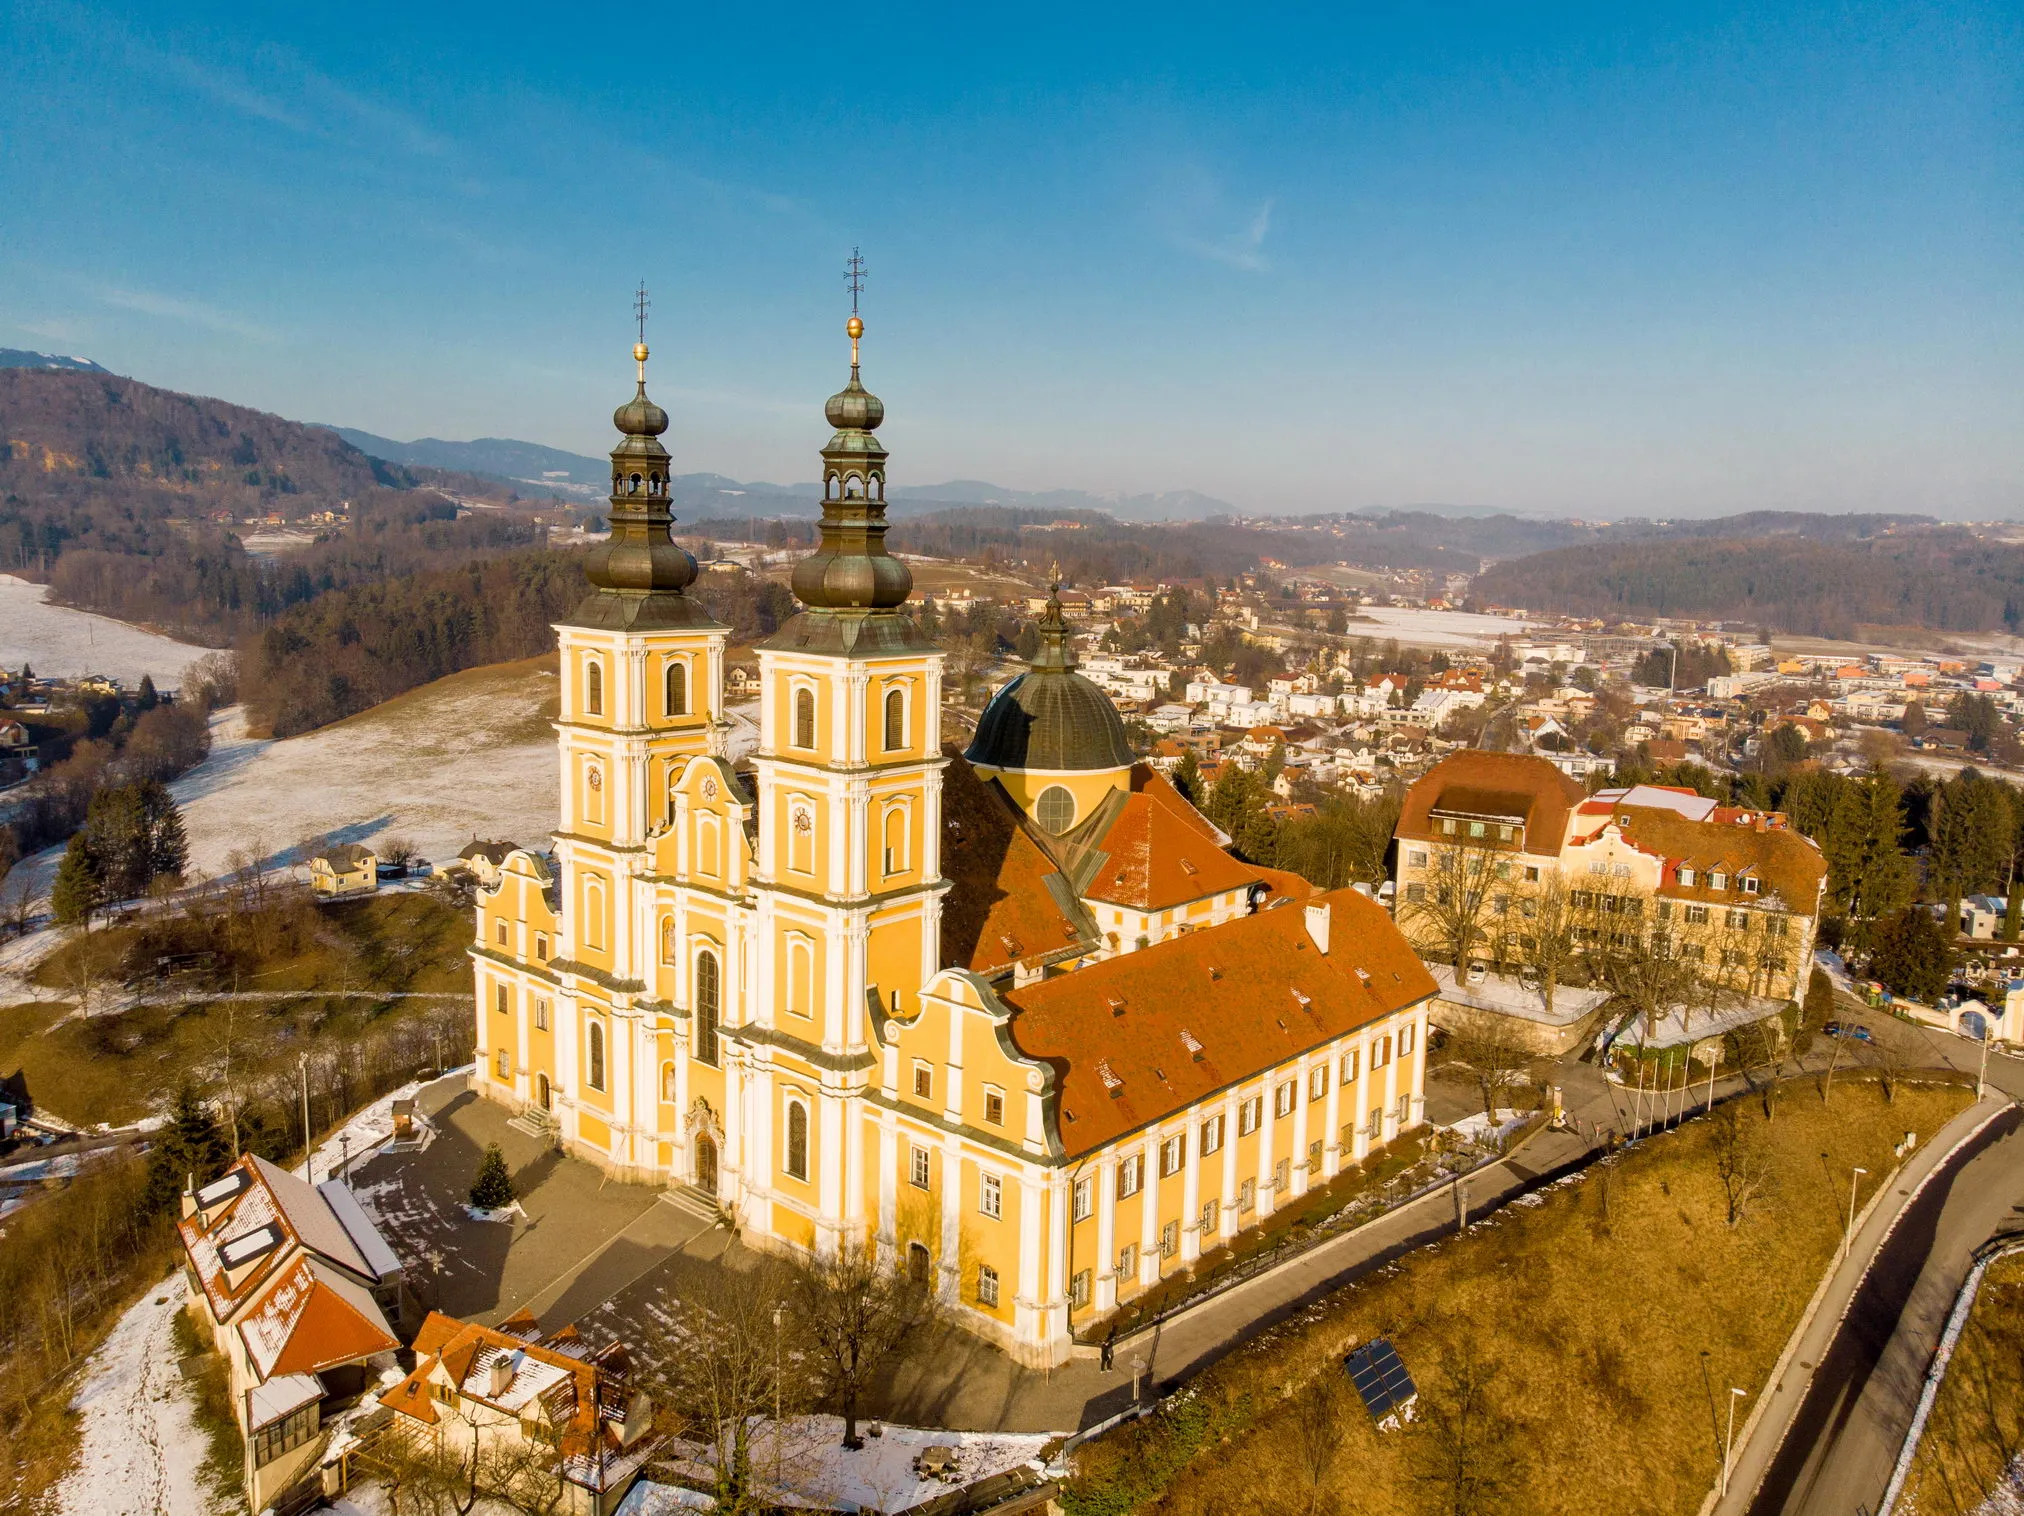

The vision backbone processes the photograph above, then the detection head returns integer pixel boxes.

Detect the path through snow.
[53,1284,228,1516]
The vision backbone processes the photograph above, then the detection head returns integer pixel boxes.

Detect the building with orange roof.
[470,328,1436,1371]
[175,1154,404,1509]
[374,1309,660,1515]
[1394,754,1826,1039]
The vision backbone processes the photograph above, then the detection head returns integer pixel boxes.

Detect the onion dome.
[561,322,721,634]
[788,312,914,611]
[966,587,1133,771]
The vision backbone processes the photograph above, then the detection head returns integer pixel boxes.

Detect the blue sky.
[2,2,2017,516]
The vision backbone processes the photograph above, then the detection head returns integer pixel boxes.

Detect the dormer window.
[1743,876,1760,895]
[1679,867,1695,887]
[1709,871,1727,890]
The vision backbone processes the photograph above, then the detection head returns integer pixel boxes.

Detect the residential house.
[457,839,522,889]
[309,844,379,898]
[375,1310,662,1516]
[177,1156,405,1511]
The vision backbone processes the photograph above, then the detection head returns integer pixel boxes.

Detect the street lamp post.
[1722,1386,1747,1494]
[772,1304,783,1486]
[1844,1166,1870,1259]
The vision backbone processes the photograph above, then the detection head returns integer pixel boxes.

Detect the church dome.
[966,666,1135,772]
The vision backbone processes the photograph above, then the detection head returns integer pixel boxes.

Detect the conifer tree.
[144,1082,231,1214]
[136,673,159,712]
[469,1143,515,1211]
[1173,748,1202,805]
[50,834,103,928]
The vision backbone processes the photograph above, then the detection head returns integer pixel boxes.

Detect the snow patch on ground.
[1351,605,1538,651]
[737,1416,1056,1514]
[52,1284,229,1516]
[1439,1108,1530,1146]
[0,574,210,687]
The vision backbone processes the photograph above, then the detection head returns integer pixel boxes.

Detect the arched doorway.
[1963,1009,1989,1041]
[695,1135,719,1196]
[535,1073,551,1111]
[907,1241,931,1287]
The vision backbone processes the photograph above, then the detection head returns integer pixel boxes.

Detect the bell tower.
[743,254,948,1253]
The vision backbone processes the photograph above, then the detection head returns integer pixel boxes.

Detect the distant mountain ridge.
[0,348,109,374]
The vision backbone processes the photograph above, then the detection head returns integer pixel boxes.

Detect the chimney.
[487,1352,517,1399]
[1304,902,1331,954]
[616,1389,655,1448]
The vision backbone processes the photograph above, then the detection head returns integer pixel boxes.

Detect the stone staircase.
[658,1184,725,1225]
[507,1106,559,1144]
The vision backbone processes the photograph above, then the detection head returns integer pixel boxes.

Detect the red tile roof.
[1396,751,1587,855]
[239,1256,397,1379]
[1003,888,1436,1157]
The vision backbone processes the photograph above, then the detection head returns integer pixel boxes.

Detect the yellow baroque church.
[472,313,1439,1368]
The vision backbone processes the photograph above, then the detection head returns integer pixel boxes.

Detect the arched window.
[884,687,905,751]
[882,805,908,876]
[661,916,676,964]
[662,1062,677,1103]
[587,1020,606,1091]
[787,937,814,1019]
[695,949,720,1066]
[785,1100,809,1180]
[665,660,688,717]
[585,660,603,716]
[1036,785,1076,834]
[793,687,816,749]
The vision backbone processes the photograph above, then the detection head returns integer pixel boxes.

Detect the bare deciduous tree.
[1402,840,1502,969]
[793,1234,941,1449]
[1409,1341,1522,1516]
[1710,1103,1775,1227]
[1290,1376,1349,1515]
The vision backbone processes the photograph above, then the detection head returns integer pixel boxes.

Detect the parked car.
[1823,1021,1874,1043]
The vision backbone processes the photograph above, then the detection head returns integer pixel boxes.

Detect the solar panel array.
[1343,1338,1418,1426]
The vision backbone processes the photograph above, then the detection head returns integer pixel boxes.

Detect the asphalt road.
[1742,1105,2024,1516]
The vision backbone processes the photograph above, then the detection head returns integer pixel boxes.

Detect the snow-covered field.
[52,1285,230,1516]
[0,574,211,688]
[1351,605,1538,650]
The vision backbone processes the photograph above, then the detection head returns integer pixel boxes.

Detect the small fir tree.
[145,1082,231,1214]
[136,673,159,712]
[469,1143,515,1210]
[50,834,103,927]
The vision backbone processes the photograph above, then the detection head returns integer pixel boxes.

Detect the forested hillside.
[1471,530,2024,637]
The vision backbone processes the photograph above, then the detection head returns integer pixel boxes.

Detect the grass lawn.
[1064,1076,1972,1516]
[4,891,474,1128]
[1899,1250,2024,1515]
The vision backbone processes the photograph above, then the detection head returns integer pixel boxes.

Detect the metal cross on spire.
[634,283,651,345]
[845,248,867,314]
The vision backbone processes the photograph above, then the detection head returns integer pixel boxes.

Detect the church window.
[1200,1114,1224,1155]
[1200,1200,1217,1236]
[495,983,509,1015]
[1117,1154,1143,1199]
[912,1061,932,1099]
[910,1145,930,1190]
[1070,1270,1091,1308]
[1161,1221,1179,1259]
[1238,1096,1262,1136]
[662,1063,677,1103]
[695,950,721,1066]
[1274,1080,1296,1118]
[793,688,816,749]
[977,1263,999,1307]
[585,660,603,716]
[983,1088,1004,1126]
[979,1172,1002,1219]
[1401,1023,1417,1057]
[883,688,905,751]
[1035,785,1076,835]
[1341,1049,1360,1084]
[882,805,908,876]
[1072,1177,1092,1221]
[586,1020,605,1091]
[1159,1134,1185,1177]
[496,920,508,946]
[1309,1066,1327,1100]
[787,938,815,1019]
[534,998,548,1030]
[785,1100,808,1180]
[535,934,549,962]
[665,660,688,717]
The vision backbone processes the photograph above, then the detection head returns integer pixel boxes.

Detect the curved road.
[1742,1106,2024,1515]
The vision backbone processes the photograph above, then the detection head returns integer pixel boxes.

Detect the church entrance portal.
[696,1135,718,1196]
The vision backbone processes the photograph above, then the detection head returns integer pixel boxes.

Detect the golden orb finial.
[633,341,649,363]
[846,315,863,340]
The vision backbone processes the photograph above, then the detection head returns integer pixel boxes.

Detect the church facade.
[472,315,1437,1367]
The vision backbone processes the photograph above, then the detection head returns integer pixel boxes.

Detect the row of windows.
[580,658,694,719]
[907,1063,1006,1126]
[906,1143,1010,1223]
[495,920,551,960]
[1070,1031,1418,1218]
[788,686,912,753]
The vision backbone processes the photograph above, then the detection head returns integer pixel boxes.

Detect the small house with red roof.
[176,1155,404,1509]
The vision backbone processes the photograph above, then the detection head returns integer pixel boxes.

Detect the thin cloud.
[89,283,274,341]
[1182,198,1275,272]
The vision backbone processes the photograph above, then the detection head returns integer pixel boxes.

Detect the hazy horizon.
[3,2,2017,519]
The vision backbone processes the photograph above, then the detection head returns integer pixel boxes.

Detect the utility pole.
[299,1054,312,1181]
[1844,1166,1870,1259]
[1978,1027,1992,1101]
[1722,1386,1747,1494]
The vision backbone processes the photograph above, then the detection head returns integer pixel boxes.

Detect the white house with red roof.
[176,1154,404,1510]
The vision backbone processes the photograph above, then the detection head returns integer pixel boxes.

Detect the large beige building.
[472,317,1435,1367]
